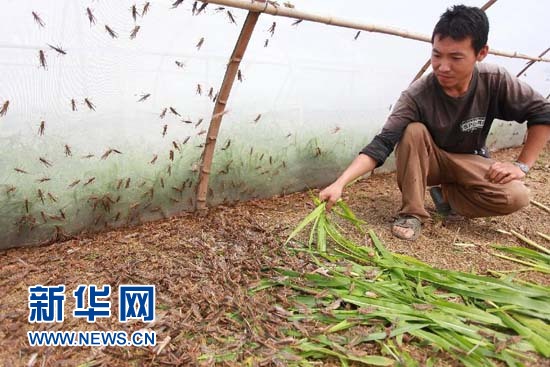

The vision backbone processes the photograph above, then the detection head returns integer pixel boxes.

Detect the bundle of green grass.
[252,199,550,367]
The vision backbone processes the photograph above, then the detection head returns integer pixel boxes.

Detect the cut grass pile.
[252,200,550,366]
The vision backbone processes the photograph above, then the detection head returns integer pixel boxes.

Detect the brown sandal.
[392,215,422,241]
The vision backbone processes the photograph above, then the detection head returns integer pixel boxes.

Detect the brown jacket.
[361,63,550,166]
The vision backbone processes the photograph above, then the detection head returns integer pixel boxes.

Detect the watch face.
[521,164,529,174]
[515,162,529,174]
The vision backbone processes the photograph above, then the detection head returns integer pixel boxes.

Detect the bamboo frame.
[194,0,550,211]
[411,0,498,84]
[516,47,550,77]
[195,11,260,212]
[411,60,432,85]
[480,0,498,10]
[200,0,550,63]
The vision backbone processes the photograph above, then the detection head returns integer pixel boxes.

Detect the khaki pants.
[395,123,530,220]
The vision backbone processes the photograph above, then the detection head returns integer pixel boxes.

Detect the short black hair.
[432,5,489,54]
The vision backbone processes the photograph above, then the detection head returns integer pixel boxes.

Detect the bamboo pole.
[480,0,498,10]
[411,60,432,85]
[411,0,498,84]
[200,0,550,63]
[195,11,260,212]
[516,47,550,77]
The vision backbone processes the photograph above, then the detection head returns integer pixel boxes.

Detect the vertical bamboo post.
[195,11,260,212]
[410,0,498,84]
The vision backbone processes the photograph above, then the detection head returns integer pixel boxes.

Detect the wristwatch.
[513,161,530,174]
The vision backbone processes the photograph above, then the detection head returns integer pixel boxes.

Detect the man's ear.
[477,45,489,62]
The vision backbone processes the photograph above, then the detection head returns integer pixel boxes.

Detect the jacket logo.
[460,117,485,132]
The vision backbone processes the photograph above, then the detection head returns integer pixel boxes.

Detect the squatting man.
[320,5,550,241]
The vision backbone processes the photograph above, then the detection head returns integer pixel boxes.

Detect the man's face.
[431,34,488,92]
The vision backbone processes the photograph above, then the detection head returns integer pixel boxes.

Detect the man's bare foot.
[392,225,415,239]
[391,216,421,241]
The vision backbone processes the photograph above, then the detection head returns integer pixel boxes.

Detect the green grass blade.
[510,313,550,342]
[497,311,550,357]
[317,215,327,253]
[491,253,550,273]
[295,340,393,366]
[335,200,366,232]
[325,319,357,333]
[285,203,326,245]
[492,245,550,263]
[510,230,550,255]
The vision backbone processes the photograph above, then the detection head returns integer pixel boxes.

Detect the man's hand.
[486,161,526,184]
[318,154,377,210]
[319,182,344,211]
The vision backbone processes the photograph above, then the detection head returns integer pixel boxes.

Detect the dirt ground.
[1,145,549,367]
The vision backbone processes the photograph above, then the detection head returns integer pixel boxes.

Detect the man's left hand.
[486,162,525,184]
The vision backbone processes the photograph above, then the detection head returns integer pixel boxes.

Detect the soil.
[1,145,549,367]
